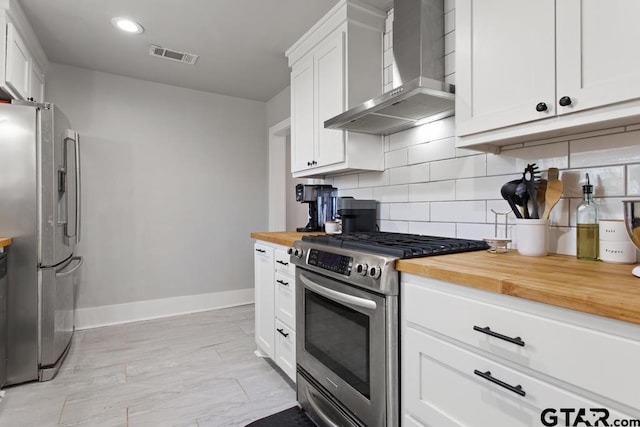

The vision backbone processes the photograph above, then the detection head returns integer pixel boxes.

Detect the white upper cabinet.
[0,4,48,102]
[5,22,30,99]
[287,0,385,178]
[456,0,640,150]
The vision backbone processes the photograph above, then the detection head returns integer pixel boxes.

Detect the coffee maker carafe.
[295,184,337,232]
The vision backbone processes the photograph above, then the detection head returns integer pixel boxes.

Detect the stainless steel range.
[290,232,489,427]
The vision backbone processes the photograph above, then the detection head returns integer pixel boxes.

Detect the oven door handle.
[300,275,377,310]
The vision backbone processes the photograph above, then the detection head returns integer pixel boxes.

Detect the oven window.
[304,289,370,399]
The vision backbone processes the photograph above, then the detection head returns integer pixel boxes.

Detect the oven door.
[296,268,388,426]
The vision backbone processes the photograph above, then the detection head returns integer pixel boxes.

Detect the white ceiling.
[17,0,392,102]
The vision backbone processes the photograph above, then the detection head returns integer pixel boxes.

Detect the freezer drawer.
[39,255,82,380]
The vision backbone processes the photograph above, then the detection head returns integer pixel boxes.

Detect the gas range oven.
[290,232,489,427]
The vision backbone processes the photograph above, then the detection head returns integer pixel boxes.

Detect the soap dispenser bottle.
[576,173,599,260]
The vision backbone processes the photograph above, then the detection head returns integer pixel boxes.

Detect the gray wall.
[46,63,268,309]
[265,86,290,128]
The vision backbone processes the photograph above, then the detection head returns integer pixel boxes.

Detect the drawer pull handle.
[473,326,525,347]
[276,260,289,266]
[276,279,289,286]
[277,328,289,338]
[255,248,266,253]
[473,370,526,397]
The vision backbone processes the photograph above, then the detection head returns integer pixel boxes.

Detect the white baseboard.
[75,288,255,330]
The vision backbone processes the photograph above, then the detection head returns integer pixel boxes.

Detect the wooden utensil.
[542,179,563,219]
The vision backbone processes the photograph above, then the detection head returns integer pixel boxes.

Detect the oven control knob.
[368,266,381,279]
[355,263,368,276]
[288,247,303,258]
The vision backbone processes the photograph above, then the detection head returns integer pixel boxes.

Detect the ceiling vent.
[149,45,199,65]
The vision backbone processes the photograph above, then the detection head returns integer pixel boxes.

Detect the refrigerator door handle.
[63,130,80,243]
[72,130,81,244]
[56,256,83,278]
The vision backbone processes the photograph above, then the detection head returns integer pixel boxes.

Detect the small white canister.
[599,219,638,264]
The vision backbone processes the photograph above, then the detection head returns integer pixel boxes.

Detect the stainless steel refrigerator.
[0,101,82,385]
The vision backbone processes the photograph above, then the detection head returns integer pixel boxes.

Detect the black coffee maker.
[337,197,377,233]
[296,184,338,232]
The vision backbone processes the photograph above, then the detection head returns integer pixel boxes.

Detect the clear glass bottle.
[576,173,599,260]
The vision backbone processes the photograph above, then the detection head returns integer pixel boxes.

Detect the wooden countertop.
[250,231,324,247]
[397,250,640,326]
[0,237,12,248]
[251,232,640,326]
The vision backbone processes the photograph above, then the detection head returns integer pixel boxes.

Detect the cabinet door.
[314,31,345,168]
[556,0,640,115]
[5,23,30,100]
[29,60,45,102]
[275,271,295,329]
[291,56,315,173]
[254,243,274,358]
[456,0,556,136]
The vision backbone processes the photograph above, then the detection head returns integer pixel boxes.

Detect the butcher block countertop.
[250,231,324,247]
[0,237,12,248]
[397,250,640,326]
[252,231,640,326]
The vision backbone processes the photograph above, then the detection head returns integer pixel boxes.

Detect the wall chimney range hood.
[324,0,454,136]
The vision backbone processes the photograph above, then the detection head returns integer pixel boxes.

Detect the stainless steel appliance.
[291,232,489,426]
[337,198,377,233]
[0,101,82,384]
[0,252,7,388]
[296,184,338,232]
[324,0,454,135]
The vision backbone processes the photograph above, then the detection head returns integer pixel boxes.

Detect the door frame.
[268,118,290,231]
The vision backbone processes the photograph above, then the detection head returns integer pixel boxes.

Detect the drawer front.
[275,319,296,382]
[274,248,295,276]
[403,326,634,427]
[275,271,295,329]
[404,280,640,410]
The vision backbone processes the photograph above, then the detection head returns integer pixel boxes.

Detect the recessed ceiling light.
[111,17,144,34]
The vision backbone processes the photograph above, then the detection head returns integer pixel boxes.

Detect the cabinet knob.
[558,96,572,107]
[307,161,312,166]
[535,102,548,112]
[311,160,317,166]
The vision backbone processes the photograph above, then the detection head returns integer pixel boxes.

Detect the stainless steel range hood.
[324,0,454,136]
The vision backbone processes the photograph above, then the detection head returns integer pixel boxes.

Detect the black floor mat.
[245,406,316,427]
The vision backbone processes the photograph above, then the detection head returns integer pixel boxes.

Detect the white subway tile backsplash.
[409,180,456,202]
[408,137,456,164]
[379,220,409,233]
[389,124,429,151]
[332,173,358,189]
[627,164,640,195]
[385,149,408,169]
[445,32,455,55]
[373,184,409,203]
[428,117,456,141]
[549,226,575,256]
[359,170,389,187]
[444,0,455,13]
[383,32,391,51]
[389,202,430,221]
[408,221,456,238]
[561,166,625,198]
[431,155,486,181]
[377,202,390,220]
[444,9,455,34]
[444,52,455,77]
[456,223,494,240]
[486,142,569,176]
[457,175,519,201]
[431,200,486,223]
[383,49,395,71]
[570,130,640,168]
[390,163,430,185]
[338,187,374,199]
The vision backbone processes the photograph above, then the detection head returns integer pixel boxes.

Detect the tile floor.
[0,304,297,427]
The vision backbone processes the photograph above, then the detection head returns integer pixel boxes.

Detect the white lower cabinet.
[401,273,640,426]
[275,319,296,381]
[253,242,297,382]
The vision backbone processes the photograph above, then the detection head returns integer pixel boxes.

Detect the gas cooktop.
[301,232,489,258]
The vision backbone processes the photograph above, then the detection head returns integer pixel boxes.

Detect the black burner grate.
[302,232,489,258]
